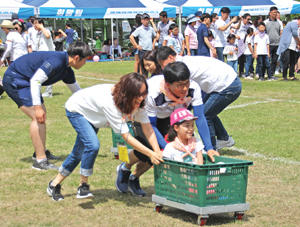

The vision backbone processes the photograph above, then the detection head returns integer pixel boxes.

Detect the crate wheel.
[234,212,244,220]
[114,154,119,160]
[199,218,207,226]
[155,205,163,213]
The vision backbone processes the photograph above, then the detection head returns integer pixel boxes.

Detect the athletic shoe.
[216,136,235,150]
[275,70,280,75]
[128,177,146,197]
[283,77,289,81]
[255,74,259,78]
[115,164,131,193]
[290,77,299,81]
[267,76,278,81]
[239,73,245,78]
[47,181,64,201]
[258,78,265,81]
[42,92,53,98]
[245,76,253,80]
[32,159,59,170]
[249,73,254,77]
[77,183,94,199]
[32,149,61,160]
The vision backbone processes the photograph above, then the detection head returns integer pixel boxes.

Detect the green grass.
[1,61,300,227]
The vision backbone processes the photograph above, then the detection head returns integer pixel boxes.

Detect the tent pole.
[80,19,83,41]
[104,19,107,40]
[116,18,119,43]
[179,6,182,34]
[111,18,114,61]
[54,18,56,30]
[91,19,93,39]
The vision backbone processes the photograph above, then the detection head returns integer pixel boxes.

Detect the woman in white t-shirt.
[244,27,254,79]
[13,20,32,53]
[47,73,163,201]
[0,20,28,65]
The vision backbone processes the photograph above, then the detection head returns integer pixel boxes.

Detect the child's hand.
[229,51,233,56]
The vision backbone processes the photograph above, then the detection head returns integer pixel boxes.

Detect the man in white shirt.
[34,18,55,98]
[28,17,37,52]
[235,13,251,77]
[156,47,241,151]
[156,11,174,48]
[214,7,241,61]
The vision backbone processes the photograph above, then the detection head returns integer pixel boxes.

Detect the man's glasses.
[171,81,190,90]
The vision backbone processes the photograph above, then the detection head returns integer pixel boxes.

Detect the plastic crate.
[154,155,253,208]
[111,121,134,150]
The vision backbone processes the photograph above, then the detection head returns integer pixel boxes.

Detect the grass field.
[1,61,300,227]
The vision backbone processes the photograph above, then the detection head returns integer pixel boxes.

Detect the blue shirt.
[6,51,75,86]
[65,28,74,43]
[277,20,299,56]
[197,23,210,57]
[168,34,184,54]
[132,26,156,51]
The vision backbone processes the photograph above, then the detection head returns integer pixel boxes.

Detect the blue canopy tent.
[0,0,35,19]
[22,0,176,18]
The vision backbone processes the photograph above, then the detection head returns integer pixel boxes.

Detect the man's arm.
[129,34,142,50]
[149,116,168,149]
[204,36,216,57]
[218,17,238,31]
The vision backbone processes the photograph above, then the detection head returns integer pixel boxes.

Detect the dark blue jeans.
[59,109,100,177]
[245,55,253,76]
[203,77,242,149]
[257,55,272,78]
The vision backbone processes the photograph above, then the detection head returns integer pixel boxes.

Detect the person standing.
[209,13,219,37]
[214,7,241,61]
[156,11,174,48]
[130,14,142,73]
[184,14,199,56]
[65,22,74,50]
[0,20,28,65]
[194,11,203,30]
[235,13,251,77]
[130,13,156,63]
[34,18,55,98]
[53,29,67,51]
[276,17,300,81]
[167,24,185,55]
[264,6,282,80]
[197,13,216,57]
[28,16,38,52]
[2,42,92,170]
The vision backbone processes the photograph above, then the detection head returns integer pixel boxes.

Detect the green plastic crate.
[111,122,134,149]
[154,155,253,207]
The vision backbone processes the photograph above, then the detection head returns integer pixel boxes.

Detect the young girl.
[163,108,204,165]
[253,22,276,81]
[223,34,238,73]
[208,30,216,58]
[244,27,254,80]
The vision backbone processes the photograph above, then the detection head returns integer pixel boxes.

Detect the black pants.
[238,54,246,75]
[281,49,296,78]
[132,117,170,165]
[269,45,279,75]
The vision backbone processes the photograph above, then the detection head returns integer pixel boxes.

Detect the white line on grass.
[76,75,118,83]
[225,146,300,165]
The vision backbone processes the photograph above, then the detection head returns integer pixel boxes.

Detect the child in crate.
[163,108,204,165]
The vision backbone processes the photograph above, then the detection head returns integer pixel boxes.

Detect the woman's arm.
[185,35,191,55]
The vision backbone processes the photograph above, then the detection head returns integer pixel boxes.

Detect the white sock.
[37,158,47,163]
[129,174,136,181]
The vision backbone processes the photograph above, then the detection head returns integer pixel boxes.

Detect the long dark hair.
[112,73,148,114]
[135,14,142,28]
[167,122,183,142]
[140,50,162,77]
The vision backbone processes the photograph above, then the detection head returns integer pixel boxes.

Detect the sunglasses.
[138,90,148,99]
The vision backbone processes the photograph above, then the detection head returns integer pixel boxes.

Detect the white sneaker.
[216,136,235,150]
[245,76,253,80]
[255,74,259,78]
[42,92,53,98]
[275,70,280,75]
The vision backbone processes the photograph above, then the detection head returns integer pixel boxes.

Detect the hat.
[170,108,198,126]
[195,11,203,17]
[187,14,199,24]
[0,20,15,29]
[142,13,150,19]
